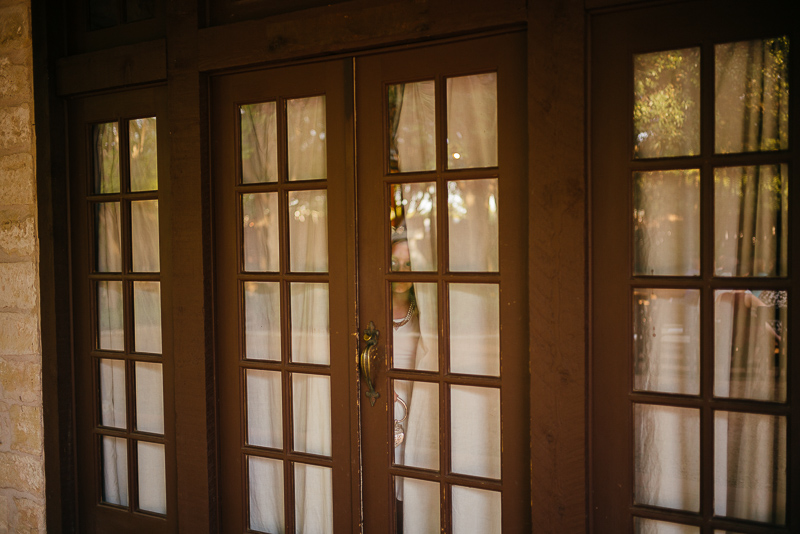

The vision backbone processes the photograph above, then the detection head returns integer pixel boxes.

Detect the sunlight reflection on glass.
[716,37,789,154]
[634,48,700,158]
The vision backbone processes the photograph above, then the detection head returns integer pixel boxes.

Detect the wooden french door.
[69,87,176,533]
[592,1,797,533]
[212,32,528,533]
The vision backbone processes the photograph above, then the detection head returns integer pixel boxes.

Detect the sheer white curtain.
[398,77,501,533]
[248,95,332,534]
[638,38,788,529]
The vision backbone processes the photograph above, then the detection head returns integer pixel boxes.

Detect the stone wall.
[0,0,45,532]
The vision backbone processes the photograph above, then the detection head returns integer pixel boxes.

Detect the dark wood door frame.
[35,0,590,532]
[591,2,798,533]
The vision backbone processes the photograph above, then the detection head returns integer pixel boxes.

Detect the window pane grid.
[385,72,506,534]
[238,94,333,532]
[629,38,792,532]
[88,117,165,515]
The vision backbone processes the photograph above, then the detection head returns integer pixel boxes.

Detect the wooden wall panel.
[528,1,588,532]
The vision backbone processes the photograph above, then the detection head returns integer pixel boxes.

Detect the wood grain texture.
[166,1,215,531]
[528,1,588,532]
[56,39,166,96]
[198,0,526,72]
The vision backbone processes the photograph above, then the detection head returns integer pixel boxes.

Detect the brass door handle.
[360,321,380,406]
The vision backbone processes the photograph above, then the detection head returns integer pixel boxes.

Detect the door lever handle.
[360,321,380,406]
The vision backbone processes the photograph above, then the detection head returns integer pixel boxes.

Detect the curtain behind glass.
[247,95,332,533]
[397,78,499,533]
[640,41,788,523]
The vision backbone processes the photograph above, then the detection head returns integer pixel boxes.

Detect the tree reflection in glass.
[129,117,158,191]
[716,37,789,154]
[633,48,700,159]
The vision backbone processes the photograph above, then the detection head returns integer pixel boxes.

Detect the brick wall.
[0,0,45,531]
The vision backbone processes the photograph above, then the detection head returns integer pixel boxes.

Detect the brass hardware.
[360,321,380,406]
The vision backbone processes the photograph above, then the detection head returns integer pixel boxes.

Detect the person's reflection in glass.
[391,235,419,530]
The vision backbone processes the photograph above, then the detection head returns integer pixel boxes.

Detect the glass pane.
[243,192,279,272]
[97,281,124,351]
[137,441,166,514]
[249,456,285,533]
[448,179,498,272]
[288,190,328,272]
[290,283,329,365]
[241,102,278,184]
[131,200,160,272]
[93,122,120,193]
[133,281,162,354]
[95,202,121,272]
[129,117,158,191]
[715,411,786,524]
[388,81,436,173]
[392,283,437,372]
[395,477,439,532]
[390,182,437,271]
[634,169,701,276]
[714,165,789,277]
[101,436,128,506]
[99,358,126,428]
[714,290,787,402]
[716,37,789,153]
[452,486,501,534]
[287,96,327,181]
[135,362,164,434]
[126,0,155,22]
[634,403,700,511]
[633,289,700,395]
[450,284,499,376]
[244,282,281,361]
[634,517,699,534]
[393,380,438,469]
[633,48,700,158]
[447,73,497,169]
[292,374,331,456]
[451,385,500,479]
[246,369,283,449]
[294,463,332,533]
